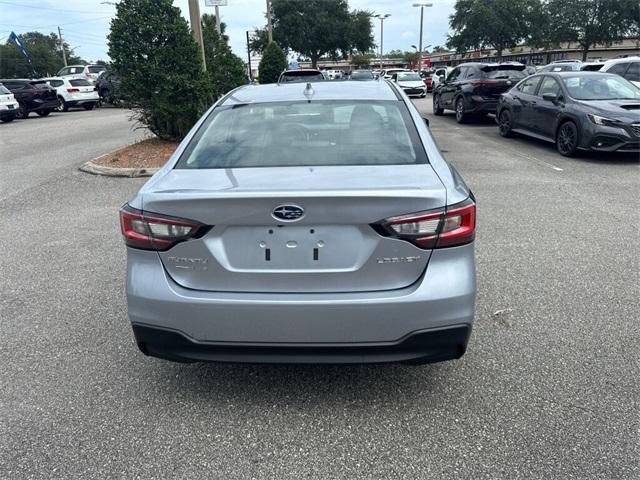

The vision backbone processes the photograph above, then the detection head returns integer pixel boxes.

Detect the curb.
[79,154,160,178]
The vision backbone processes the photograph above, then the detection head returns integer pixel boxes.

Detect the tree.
[351,53,373,69]
[248,28,270,54]
[269,0,374,68]
[547,0,632,61]
[258,42,287,83]
[0,31,84,78]
[447,0,533,59]
[431,45,448,54]
[201,14,247,97]
[108,0,213,141]
[403,51,420,69]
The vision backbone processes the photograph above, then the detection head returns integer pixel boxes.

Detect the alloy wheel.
[557,123,577,156]
[498,111,511,136]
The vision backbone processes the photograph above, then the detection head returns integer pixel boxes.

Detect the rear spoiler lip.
[480,63,526,71]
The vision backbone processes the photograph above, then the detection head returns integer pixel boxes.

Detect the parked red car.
[423,75,433,92]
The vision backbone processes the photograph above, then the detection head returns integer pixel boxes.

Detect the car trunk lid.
[143,165,447,293]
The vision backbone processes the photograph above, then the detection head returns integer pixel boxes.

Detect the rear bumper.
[125,244,476,363]
[65,99,98,107]
[468,96,498,113]
[132,323,472,364]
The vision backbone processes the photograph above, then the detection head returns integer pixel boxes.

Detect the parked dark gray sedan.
[496,72,640,156]
[120,80,476,365]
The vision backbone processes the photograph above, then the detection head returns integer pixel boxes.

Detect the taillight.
[67,88,80,93]
[376,198,475,249]
[119,204,205,251]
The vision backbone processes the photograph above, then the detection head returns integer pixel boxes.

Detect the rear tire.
[56,96,68,112]
[433,93,444,115]
[556,121,579,157]
[18,102,29,119]
[37,109,51,117]
[498,110,513,137]
[455,97,467,124]
[83,103,95,111]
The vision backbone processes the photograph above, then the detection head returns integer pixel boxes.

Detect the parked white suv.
[0,83,19,123]
[600,57,640,88]
[56,64,106,84]
[42,77,99,112]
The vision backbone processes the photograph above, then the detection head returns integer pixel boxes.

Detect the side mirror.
[542,92,558,103]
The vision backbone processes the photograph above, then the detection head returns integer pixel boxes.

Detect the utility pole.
[58,26,67,67]
[413,3,433,73]
[214,5,221,34]
[188,0,207,71]
[266,0,273,43]
[375,14,390,71]
[246,31,252,81]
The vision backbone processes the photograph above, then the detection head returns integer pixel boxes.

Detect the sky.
[0,0,456,62]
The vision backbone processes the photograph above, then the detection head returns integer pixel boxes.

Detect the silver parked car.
[121,81,476,365]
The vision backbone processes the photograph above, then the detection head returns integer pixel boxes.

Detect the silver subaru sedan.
[120,80,476,365]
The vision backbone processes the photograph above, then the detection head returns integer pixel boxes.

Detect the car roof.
[602,56,640,66]
[222,80,397,105]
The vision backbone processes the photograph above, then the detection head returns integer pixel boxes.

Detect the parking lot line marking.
[512,152,564,171]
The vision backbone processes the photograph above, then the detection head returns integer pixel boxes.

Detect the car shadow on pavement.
[147,360,455,406]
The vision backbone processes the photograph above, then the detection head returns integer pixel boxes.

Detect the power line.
[0,17,112,29]
[0,0,114,14]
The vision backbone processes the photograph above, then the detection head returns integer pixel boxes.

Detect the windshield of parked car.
[350,71,374,80]
[397,73,421,81]
[562,75,640,100]
[177,100,427,169]
[0,85,10,94]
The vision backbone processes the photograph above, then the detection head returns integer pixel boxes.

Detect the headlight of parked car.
[587,114,621,127]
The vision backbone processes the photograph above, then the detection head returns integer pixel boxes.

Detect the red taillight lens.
[119,204,204,251]
[436,201,475,247]
[377,198,475,249]
[67,88,80,93]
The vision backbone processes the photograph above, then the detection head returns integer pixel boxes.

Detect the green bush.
[202,14,248,97]
[108,0,214,141]
[258,42,287,84]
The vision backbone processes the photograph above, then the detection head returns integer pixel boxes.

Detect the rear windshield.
[482,66,526,79]
[29,81,49,88]
[0,85,10,94]
[88,65,104,73]
[70,79,93,86]
[280,73,324,83]
[176,100,427,169]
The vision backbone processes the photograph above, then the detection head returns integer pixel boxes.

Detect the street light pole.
[412,2,432,73]
[375,14,390,71]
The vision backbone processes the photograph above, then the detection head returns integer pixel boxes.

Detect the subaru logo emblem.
[272,204,305,222]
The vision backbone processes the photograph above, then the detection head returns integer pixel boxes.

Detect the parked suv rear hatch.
[142,165,447,293]
[476,64,527,98]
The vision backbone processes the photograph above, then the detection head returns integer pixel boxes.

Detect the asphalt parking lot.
[1,101,638,479]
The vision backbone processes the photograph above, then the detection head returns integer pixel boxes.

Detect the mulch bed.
[93,137,178,169]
